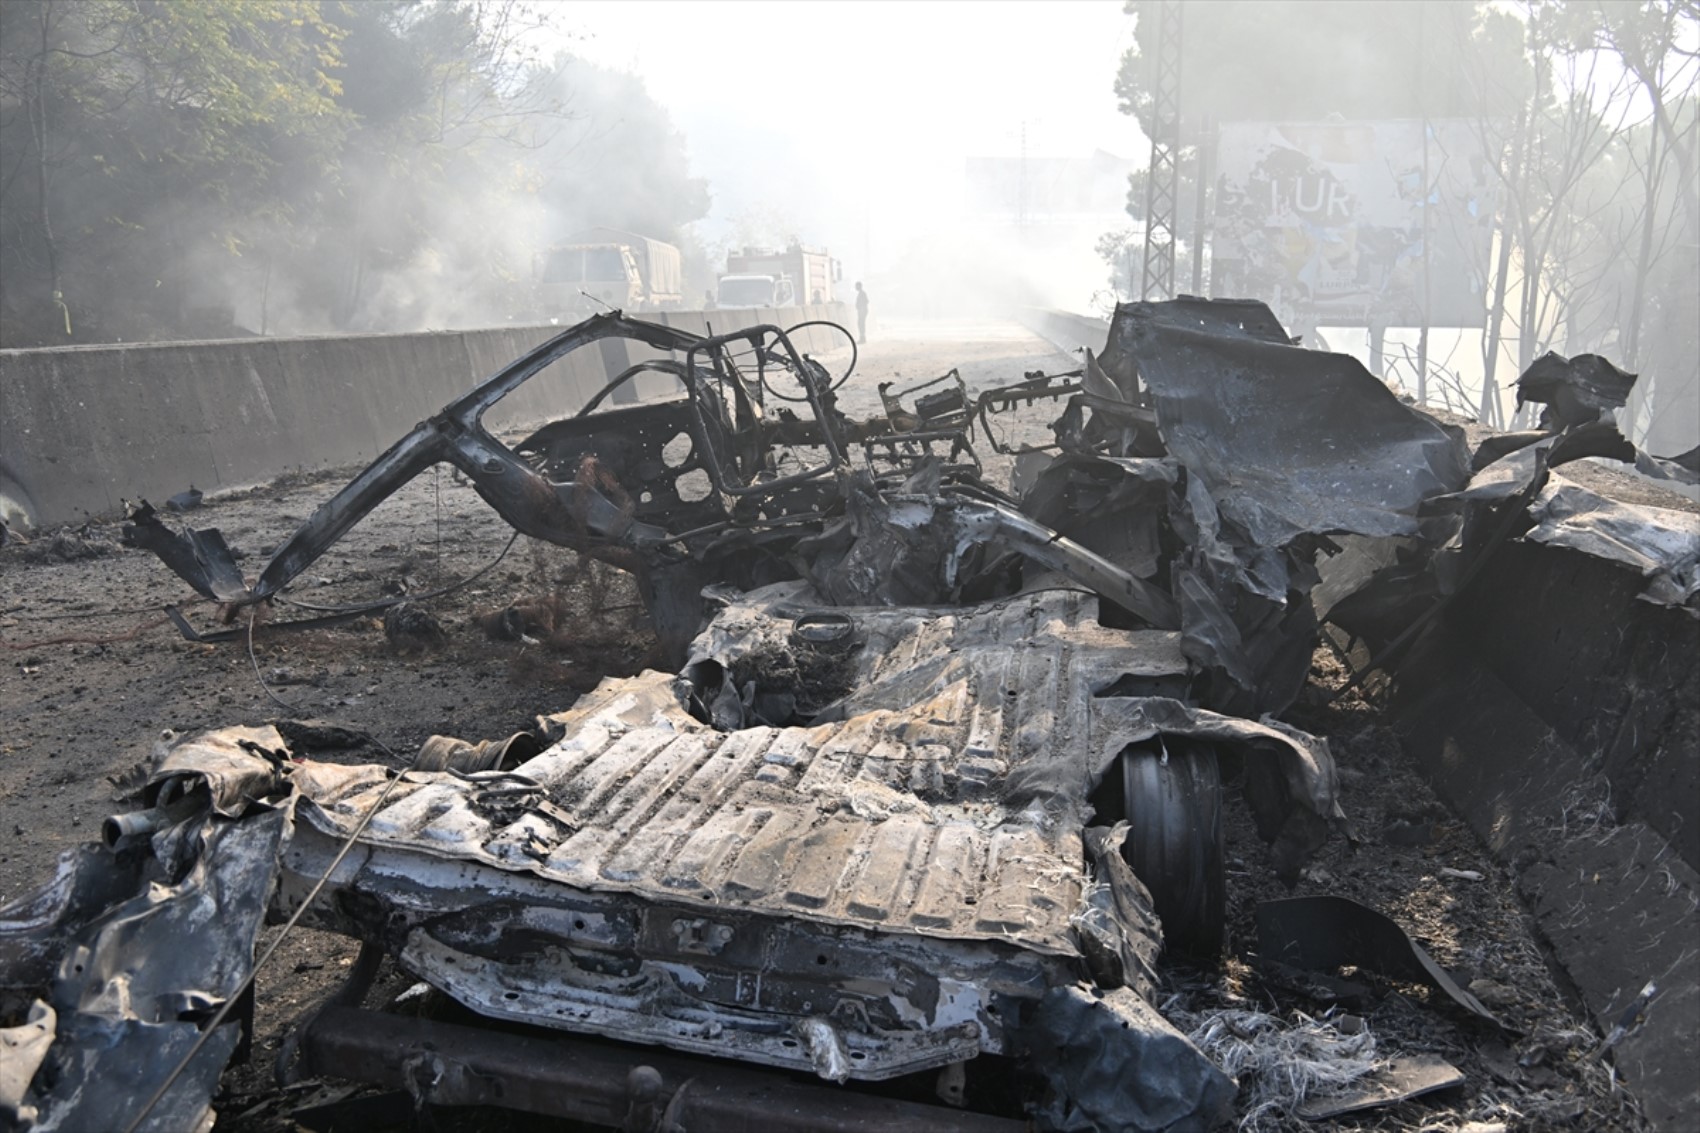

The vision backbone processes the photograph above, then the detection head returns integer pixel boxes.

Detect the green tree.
[0,0,347,344]
[1,1,715,342]
[1461,1,1697,433]
[266,0,570,330]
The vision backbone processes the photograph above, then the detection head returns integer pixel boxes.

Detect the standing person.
[854,281,869,344]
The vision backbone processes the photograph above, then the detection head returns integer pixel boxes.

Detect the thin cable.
[246,609,301,714]
[123,731,420,1133]
[2,612,175,650]
[272,529,521,614]
[10,598,212,622]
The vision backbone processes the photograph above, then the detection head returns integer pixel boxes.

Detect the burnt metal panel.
[302,1005,1030,1132]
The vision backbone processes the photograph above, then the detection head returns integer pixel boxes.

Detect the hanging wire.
[246,609,300,715]
[272,529,521,615]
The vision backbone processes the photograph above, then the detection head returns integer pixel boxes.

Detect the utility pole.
[1191,113,1213,295]
[1140,0,1183,301]
[1415,2,1431,405]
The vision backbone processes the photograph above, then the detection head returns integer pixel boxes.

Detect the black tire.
[1116,740,1227,960]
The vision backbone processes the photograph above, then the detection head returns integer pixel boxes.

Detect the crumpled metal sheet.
[0,732,294,1133]
[1020,455,1176,582]
[1052,299,1473,716]
[148,725,288,817]
[281,787,1063,1081]
[1450,442,1556,503]
[1469,418,1637,475]
[277,649,1082,1082]
[1107,300,1471,547]
[739,584,1194,726]
[1074,824,1164,998]
[797,471,962,608]
[1,847,145,1016]
[1163,471,1324,717]
[0,1000,55,1127]
[797,470,1179,630]
[297,587,1191,959]
[1256,895,1510,1031]
[689,585,1340,877]
[1526,476,1700,606]
[1635,447,1700,487]
[1311,535,1418,620]
[1469,356,1694,492]
[1515,351,1638,428]
[1446,430,1699,608]
[3,806,288,1132]
[260,585,1337,1097]
[1096,296,1295,400]
[1020,984,1236,1133]
[1170,469,1294,605]
[120,502,251,603]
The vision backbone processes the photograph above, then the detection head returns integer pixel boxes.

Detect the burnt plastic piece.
[1256,895,1511,1031]
[1019,985,1235,1133]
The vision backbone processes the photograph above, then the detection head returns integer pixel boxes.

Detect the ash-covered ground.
[0,322,1645,1131]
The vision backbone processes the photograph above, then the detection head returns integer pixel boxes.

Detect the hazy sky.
[557,1,1141,279]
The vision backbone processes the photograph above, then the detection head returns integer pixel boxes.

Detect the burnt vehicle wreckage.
[3,301,1696,1132]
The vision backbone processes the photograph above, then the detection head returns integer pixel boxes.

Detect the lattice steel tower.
[1140,0,1183,301]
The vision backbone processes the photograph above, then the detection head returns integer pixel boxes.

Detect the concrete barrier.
[0,304,850,529]
[1017,308,1111,357]
[1390,549,1699,1129]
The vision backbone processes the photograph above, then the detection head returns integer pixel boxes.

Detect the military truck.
[540,227,683,314]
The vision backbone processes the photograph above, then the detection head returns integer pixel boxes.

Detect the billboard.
[1212,121,1496,327]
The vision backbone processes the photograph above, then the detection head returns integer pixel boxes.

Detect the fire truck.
[715,243,840,309]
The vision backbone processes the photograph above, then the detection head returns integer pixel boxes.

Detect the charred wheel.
[1102,738,1226,960]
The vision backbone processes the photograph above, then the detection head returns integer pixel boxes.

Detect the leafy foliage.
[0,0,710,344]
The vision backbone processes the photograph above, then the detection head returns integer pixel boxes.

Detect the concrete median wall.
[1017,308,1110,357]
[1392,566,1700,1130]
[0,304,849,529]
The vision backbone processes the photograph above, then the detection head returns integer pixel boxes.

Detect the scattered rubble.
[9,528,119,565]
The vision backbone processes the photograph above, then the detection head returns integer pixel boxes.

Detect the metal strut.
[1140,0,1183,301]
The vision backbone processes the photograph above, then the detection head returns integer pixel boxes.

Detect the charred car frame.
[10,300,1694,1132]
